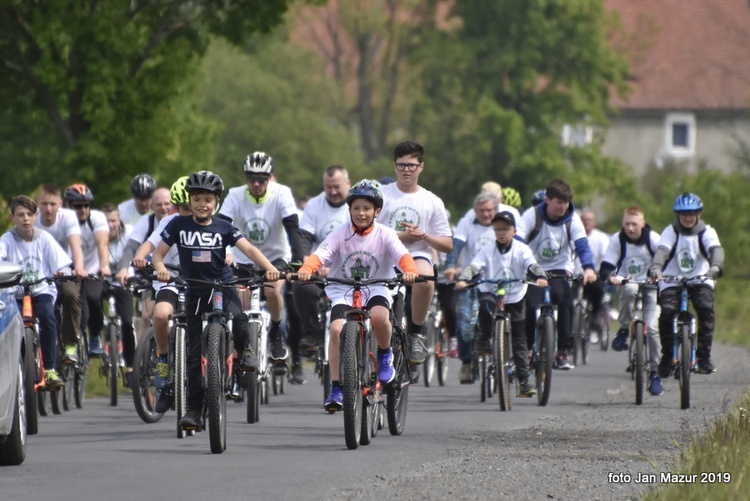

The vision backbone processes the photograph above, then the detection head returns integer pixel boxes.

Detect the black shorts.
[155,288,179,309]
[330,295,390,322]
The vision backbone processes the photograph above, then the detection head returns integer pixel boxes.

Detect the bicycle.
[422,287,449,388]
[99,280,128,407]
[615,277,655,405]
[531,272,567,407]
[660,275,709,410]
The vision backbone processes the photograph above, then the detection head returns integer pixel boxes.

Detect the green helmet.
[170,176,190,205]
[502,186,522,208]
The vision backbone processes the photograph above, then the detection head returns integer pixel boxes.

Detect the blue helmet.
[347,179,384,210]
[531,189,546,206]
[673,192,703,212]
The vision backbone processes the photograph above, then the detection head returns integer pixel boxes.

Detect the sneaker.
[231,377,242,400]
[611,328,628,352]
[324,386,343,413]
[377,348,395,383]
[269,333,289,361]
[291,363,306,384]
[240,347,258,371]
[658,355,672,379]
[153,354,169,390]
[449,337,458,358]
[474,336,491,355]
[408,334,427,364]
[155,389,172,413]
[555,352,574,370]
[179,408,202,430]
[697,358,717,374]
[89,335,103,357]
[45,369,64,390]
[458,362,473,384]
[517,380,537,397]
[648,372,663,396]
[63,344,78,364]
[589,331,599,345]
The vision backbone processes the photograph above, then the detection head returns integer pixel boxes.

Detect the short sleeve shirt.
[299,192,350,252]
[80,210,109,273]
[468,240,538,304]
[658,224,721,290]
[0,230,72,299]
[35,208,80,256]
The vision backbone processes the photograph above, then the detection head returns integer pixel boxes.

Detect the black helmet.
[130,174,157,198]
[186,170,224,197]
[346,179,384,210]
[63,184,94,203]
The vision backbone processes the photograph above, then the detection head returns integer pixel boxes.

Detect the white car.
[0,262,26,465]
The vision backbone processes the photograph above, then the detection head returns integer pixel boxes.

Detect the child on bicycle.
[454,211,547,397]
[295,179,418,412]
[599,206,663,396]
[648,193,724,376]
[149,171,280,430]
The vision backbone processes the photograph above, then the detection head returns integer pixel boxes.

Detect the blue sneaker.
[377,348,395,384]
[153,354,169,390]
[648,372,663,396]
[611,328,629,352]
[324,386,343,413]
[89,335,103,356]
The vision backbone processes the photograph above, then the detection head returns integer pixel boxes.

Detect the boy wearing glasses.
[378,141,453,365]
[219,151,306,362]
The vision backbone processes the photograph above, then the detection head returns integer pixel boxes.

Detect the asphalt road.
[3,342,748,500]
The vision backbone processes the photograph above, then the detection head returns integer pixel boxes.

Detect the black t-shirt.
[161,215,243,297]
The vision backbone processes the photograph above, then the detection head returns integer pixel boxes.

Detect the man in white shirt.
[118,173,156,226]
[581,208,611,342]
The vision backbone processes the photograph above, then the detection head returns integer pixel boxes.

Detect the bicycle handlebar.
[19,274,78,288]
[289,273,434,289]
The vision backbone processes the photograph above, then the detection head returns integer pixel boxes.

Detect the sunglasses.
[71,203,90,209]
[246,176,270,185]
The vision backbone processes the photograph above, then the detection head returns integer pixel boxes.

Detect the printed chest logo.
[178,230,223,248]
[244,218,272,245]
[341,251,381,279]
[624,255,649,276]
[677,249,697,273]
[538,237,561,260]
[492,267,517,294]
[471,235,494,256]
[21,256,42,285]
[318,218,346,241]
[390,207,421,231]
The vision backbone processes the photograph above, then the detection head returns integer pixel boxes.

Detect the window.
[664,113,696,158]
[561,124,593,147]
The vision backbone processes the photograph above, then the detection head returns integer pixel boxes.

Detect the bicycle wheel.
[436,327,449,387]
[206,322,227,454]
[108,323,119,407]
[174,325,190,438]
[60,363,75,412]
[599,312,610,351]
[536,315,554,407]
[679,323,691,410]
[581,313,591,365]
[341,321,363,449]
[74,335,88,409]
[360,329,376,446]
[322,360,331,403]
[386,329,409,436]
[572,304,584,367]
[422,316,437,387]
[23,328,39,434]
[246,322,261,424]
[495,319,511,412]
[131,328,164,424]
[633,321,645,405]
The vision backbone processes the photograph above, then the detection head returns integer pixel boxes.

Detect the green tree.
[0,0,296,203]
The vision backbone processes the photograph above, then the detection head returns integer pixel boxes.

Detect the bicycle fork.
[671,289,697,374]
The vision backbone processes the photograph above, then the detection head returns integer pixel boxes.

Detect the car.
[0,262,27,466]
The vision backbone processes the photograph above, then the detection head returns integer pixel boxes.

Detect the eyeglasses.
[71,203,90,209]
[494,227,513,233]
[394,162,421,172]
[246,175,270,185]
[677,211,700,217]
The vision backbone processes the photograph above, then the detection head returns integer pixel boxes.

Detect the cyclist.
[292,165,351,384]
[35,184,87,363]
[516,179,597,370]
[296,179,418,411]
[455,211,547,397]
[580,208,610,344]
[444,191,500,383]
[456,181,521,230]
[149,170,280,430]
[501,186,523,210]
[64,184,111,357]
[1,195,72,389]
[599,206,662,395]
[218,152,306,363]
[101,203,137,387]
[132,177,195,412]
[378,141,452,365]
[118,173,156,226]
[648,193,724,376]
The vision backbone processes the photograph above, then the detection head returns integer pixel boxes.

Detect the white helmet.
[243,151,275,175]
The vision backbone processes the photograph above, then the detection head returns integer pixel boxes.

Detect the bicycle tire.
[422,315,437,387]
[536,315,554,407]
[174,325,189,438]
[322,360,331,403]
[61,363,75,412]
[386,328,409,436]
[572,304,584,367]
[262,375,269,405]
[599,312,610,351]
[634,321,645,405]
[108,323,119,407]
[581,313,591,365]
[680,323,691,410]
[341,321,363,449]
[436,327,449,387]
[23,328,39,434]
[206,322,227,454]
[360,329,376,446]
[131,328,164,424]
[246,322,261,424]
[74,335,88,409]
[495,319,511,412]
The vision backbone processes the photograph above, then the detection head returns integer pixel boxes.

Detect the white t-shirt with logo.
[657,224,721,291]
[601,231,661,281]
[219,182,297,264]
[516,207,587,273]
[0,230,72,299]
[378,184,452,261]
[299,192,349,252]
[468,240,538,304]
[453,218,495,268]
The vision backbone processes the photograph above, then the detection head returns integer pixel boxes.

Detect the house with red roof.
[602,0,750,176]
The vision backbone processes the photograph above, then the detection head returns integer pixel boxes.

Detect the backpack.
[663,222,709,268]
